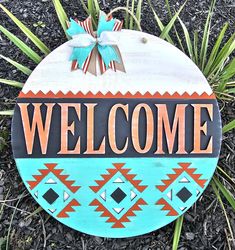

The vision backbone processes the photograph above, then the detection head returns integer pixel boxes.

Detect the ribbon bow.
[67,12,125,75]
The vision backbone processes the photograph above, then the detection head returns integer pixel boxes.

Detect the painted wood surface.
[22,30,211,95]
[12,29,221,237]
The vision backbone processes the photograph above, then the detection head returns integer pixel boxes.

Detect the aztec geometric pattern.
[156,163,208,216]
[15,157,217,237]
[27,163,80,218]
[89,163,148,228]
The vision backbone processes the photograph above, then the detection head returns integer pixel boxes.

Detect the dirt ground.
[0,0,234,249]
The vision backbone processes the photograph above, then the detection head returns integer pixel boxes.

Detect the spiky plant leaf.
[0,78,23,88]
[220,57,235,82]
[136,0,143,21]
[108,7,142,31]
[5,192,25,250]
[160,2,186,40]
[0,54,32,75]
[172,215,184,250]
[93,0,100,13]
[203,23,228,76]
[213,177,235,210]
[87,0,95,21]
[222,119,235,133]
[0,4,50,55]
[125,0,130,29]
[209,34,235,81]
[52,0,69,40]
[178,16,194,59]
[135,0,143,29]
[217,166,235,187]
[147,0,174,44]
[0,110,14,116]
[25,206,43,220]
[164,0,185,53]
[193,31,199,65]
[226,87,235,94]
[199,0,216,70]
[79,0,89,15]
[129,0,135,30]
[0,25,42,64]
[87,0,100,27]
[211,180,235,244]
[0,236,6,250]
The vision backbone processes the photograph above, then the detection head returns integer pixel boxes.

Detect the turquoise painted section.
[16,157,218,238]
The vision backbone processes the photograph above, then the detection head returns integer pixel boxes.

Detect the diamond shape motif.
[111,187,127,203]
[43,188,59,204]
[176,187,192,202]
[89,163,147,228]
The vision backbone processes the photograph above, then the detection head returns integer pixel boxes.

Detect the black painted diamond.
[111,187,127,203]
[43,188,59,204]
[176,187,192,203]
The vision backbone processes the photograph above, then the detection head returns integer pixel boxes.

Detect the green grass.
[0,54,32,75]
[0,1,234,249]
[211,179,235,245]
[0,78,23,88]
[52,0,70,40]
[0,25,42,64]
[222,119,235,134]
[173,215,184,250]
[0,4,50,55]
[149,0,235,100]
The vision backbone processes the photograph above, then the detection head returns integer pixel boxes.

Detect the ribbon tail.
[71,60,78,71]
[70,45,95,73]
[99,46,125,74]
[98,52,107,75]
[97,45,120,74]
[112,45,126,73]
[86,47,97,76]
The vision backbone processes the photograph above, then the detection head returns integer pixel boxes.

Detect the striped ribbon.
[66,12,125,75]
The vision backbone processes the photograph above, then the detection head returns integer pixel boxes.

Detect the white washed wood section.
[23,30,212,95]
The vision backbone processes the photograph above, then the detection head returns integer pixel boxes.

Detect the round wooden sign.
[12,25,221,237]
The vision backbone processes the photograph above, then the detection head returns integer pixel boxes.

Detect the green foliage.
[211,179,234,246]
[5,192,25,250]
[213,177,235,210]
[199,0,216,71]
[87,0,100,27]
[0,78,23,88]
[33,21,46,28]
[172,215,184,250]
[25,206,43,220]
[177,0,235,96]
[0,110,14,116]
[0,237,6,250]
[223,119,235,133]
[79,0,143,30]
[108,7,142,31]
[217,166,235,188]
[160,2,186,40]
[125,0,143,30]
[0,54,32,75]
[148,0,235,99]
[0,4,50,55]
[52,0,70,40]
[0,25,42,64]
[0,129,9,152]
[78,0,99,28]
[147,0,186,44]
